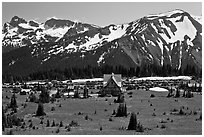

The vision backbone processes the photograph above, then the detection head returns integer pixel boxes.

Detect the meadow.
[2,88,202,135]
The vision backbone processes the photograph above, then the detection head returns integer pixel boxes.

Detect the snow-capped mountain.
[2,9,202,77]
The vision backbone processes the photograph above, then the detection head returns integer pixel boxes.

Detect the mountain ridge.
[2,9,202,80]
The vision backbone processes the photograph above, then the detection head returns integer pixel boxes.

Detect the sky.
[2,2,202,27]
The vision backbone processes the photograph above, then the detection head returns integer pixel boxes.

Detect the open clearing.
[2,88,202,135]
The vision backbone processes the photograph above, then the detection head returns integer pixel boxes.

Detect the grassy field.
[2,88,202,135]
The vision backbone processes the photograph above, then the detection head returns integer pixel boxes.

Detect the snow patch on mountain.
[147,9,185,19]
[80,33,101,51]
[97,52,107,66]
[104,25,128,42]
[44,26,70,38]
[152,16,197,44]
[9,59,18,66]
[18,23,36,30]
[42,57,51,63]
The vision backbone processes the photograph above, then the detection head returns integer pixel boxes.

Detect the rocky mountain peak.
[10,16,27,27]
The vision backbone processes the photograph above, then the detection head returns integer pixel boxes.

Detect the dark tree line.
[3,64,201,83]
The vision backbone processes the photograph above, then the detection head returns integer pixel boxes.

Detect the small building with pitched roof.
[100,73,122,96]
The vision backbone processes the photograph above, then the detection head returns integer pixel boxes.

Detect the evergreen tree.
[59,121,63,127]
[116,103,127,117]
[55,90,61,98]
[2,107,7,131]
[115,93,124,103]
[182,90,186,97]
[83,86,89,98]
[9,93,18,109]
[74,87,79,98]
[127,112,144,132]
[167,86,173,97]
[127,112,137,130]
[46,119,50,127]
[175,88,180,98]
[194,83,197,92]
[51,120,55,127]
[39,86,50,103]
[29,92,38,102]
[36,103,46,116]
[185,90,193,98]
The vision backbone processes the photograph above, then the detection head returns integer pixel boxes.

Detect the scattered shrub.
[179,108,185,115]
[59,121,63,127]
[40,120,43,124]
[160,119,167,123]
[196,113,202,121]
[109,117,113,121]
[51,120,56,127]
[55,128,60,133]
[69,120,79,127]
[112,110,116,115]
[85,115,89,120]
[100,126,102,131]
[171,108,178,112]
[46,119,50,127]
[29,122,33,128]
[127,92,133,95]
[119,126,126,130]
[21,125,25,129]
[78,112,83,115]
[152,113,156,116]
[51,107,55,111]
[32,126,36,130]
[161,124,166,129]
[135,122,144,132]
[65,125,71,132]
[150,94,155,98]
[193,111,198,115]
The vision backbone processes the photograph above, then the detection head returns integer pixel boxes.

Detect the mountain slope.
[2,9,202,78]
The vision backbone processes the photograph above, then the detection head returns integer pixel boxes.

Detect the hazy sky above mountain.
[2,2,202,27]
